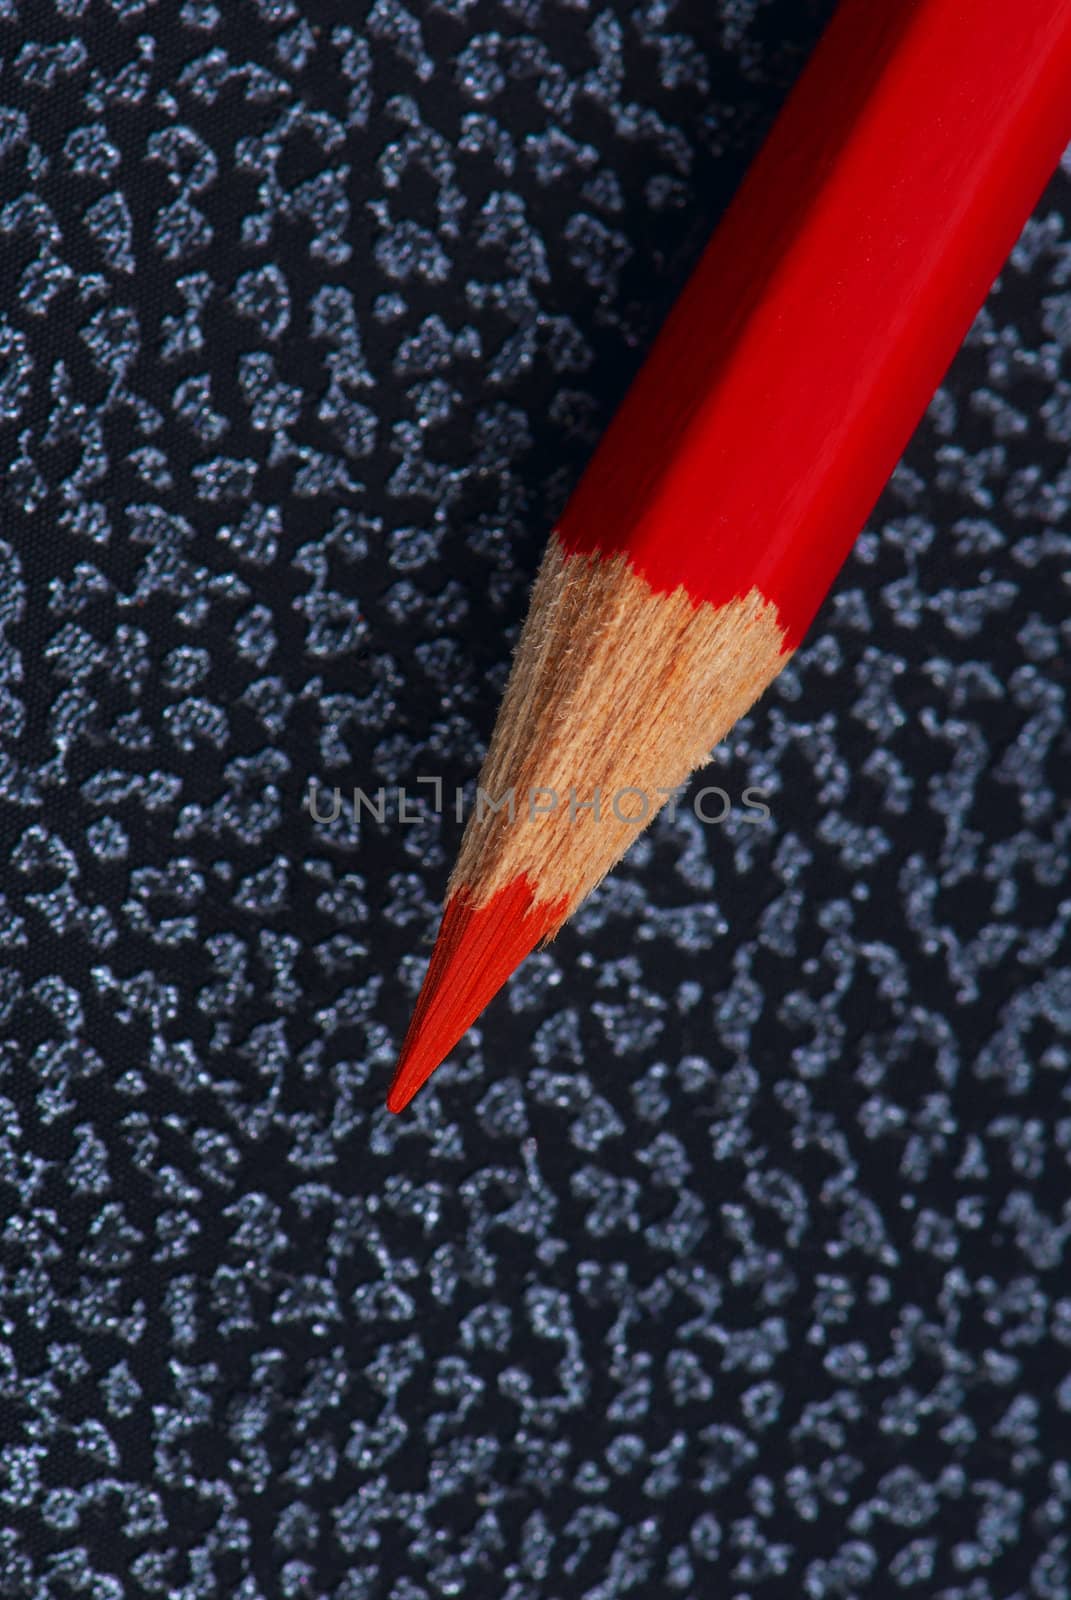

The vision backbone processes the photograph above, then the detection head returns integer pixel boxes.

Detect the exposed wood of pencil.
[387,0,1071,1112]
[387,548,786,1113]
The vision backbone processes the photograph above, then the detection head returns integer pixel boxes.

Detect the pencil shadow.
[368,0,839,784]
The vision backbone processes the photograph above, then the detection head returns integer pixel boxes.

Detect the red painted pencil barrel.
[557,0,1071,648]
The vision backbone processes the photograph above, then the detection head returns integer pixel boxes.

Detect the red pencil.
[388,0,1071,1112]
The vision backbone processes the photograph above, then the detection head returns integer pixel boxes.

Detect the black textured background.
[2,2,1071,1596]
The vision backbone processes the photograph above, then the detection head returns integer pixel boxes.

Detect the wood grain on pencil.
[388,0,1071,1112]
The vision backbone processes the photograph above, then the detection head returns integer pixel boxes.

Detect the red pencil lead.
[386,876,567,1113]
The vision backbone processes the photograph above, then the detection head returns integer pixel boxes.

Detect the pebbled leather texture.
[1,3,1069,1595]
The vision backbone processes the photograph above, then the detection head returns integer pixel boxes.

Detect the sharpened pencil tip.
[384,1080,414,1116]
[386,876,568,1113]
